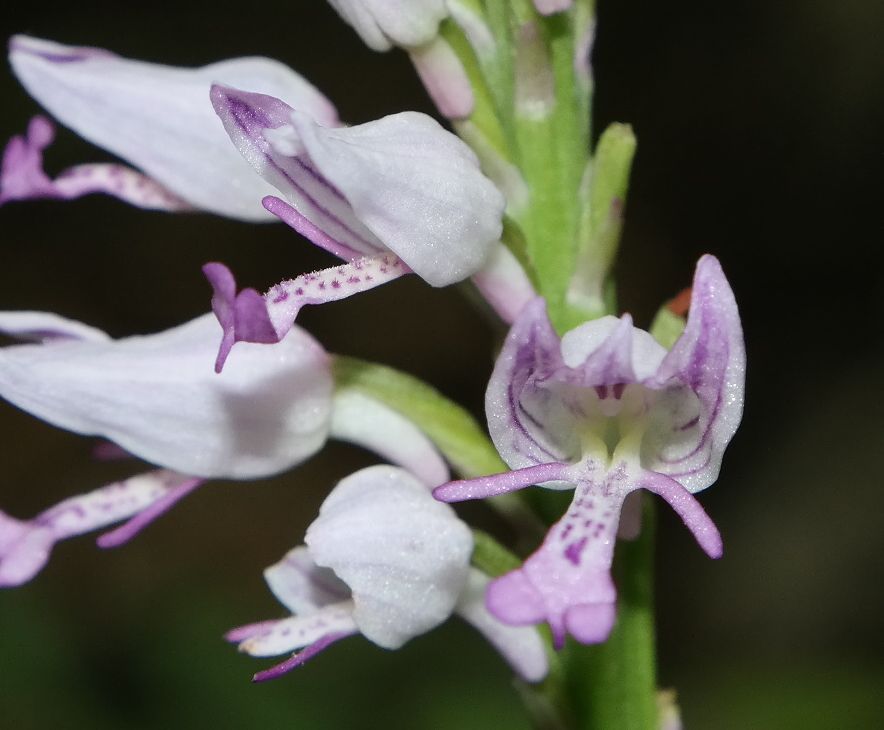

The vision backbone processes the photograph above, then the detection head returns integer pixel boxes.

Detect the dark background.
[1,2,882,728]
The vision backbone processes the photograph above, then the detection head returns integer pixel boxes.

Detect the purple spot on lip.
[564,537,588,565]
[331,280,340,289]
[595,385,609,399]
[272,291,289,303]
[612,383,626,399]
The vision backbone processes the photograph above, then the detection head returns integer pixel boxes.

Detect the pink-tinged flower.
[227,466,548,683]
[204,85,505,369]
[0,311,450,585]
[1,35,338,220]
[434,255,745,647]
[326,0,449,51]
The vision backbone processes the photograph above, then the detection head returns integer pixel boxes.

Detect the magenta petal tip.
[203,261,279,372]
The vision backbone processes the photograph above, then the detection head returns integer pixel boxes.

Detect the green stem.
[563,496,658,729]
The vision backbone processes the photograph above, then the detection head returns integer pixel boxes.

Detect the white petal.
[9,35,338,221]
[329,389,449,487]
[327,0,448,51]
[456,568,549,682]
[289,110,504,286]
[263,546,350,615]
[560,315,667,379]
[0,313,333,478]
[305,465,472,649]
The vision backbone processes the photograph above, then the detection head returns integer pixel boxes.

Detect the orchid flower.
[1,35,337,219]
[434,255,745,647]
[204,85,506,369]
[0,311,450,585]
[226,465,548,683]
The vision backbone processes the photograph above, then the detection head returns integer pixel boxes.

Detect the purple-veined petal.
[485,298,578,472]
[305,465,472,649]
[211,86,504,285]
[330,389,449,488]
[210,86,380,253]
[0,469,194,587]
[0,313,333,479]
[262,546,350,616]
[327,0,449,51]
[203,256,409,371]
[8,35,338,220]
[455,568,548,682]
[0,309,110,343]
[234,601,358,657]
[560,314,667,382]
[642,255,745,492]
[289,108,502,285]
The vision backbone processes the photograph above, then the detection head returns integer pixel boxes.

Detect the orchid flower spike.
[227,465,548,683]
[434,255,745,647]
[1,35,338,219]
[204,86,504,369]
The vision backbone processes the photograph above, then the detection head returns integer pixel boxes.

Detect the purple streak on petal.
[251,631,351,683]
[644,255,745,492]
[211,86,379,256]
[432,461,570,503]
[487,298,578,471]
[8,36,116,62]
[96,477,205,549]
[203,262,279,373]
[0,115,191,211]
[262,195,364,260]
[639,470,722,558]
